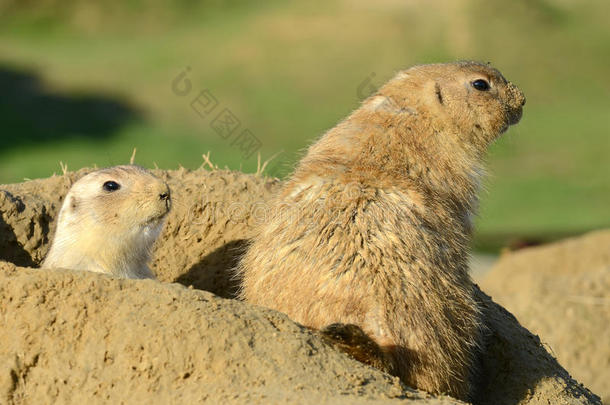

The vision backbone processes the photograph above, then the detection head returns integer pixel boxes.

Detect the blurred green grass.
[0,0,608,250]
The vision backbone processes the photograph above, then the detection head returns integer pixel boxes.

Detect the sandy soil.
[481,230,610,404]
[0,168,603,404]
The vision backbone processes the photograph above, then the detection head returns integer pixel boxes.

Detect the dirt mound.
[1,262,448,405]
[0,168,602,404]
[481,230,610,404]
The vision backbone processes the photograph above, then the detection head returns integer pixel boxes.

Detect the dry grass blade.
[201,152,219,171]
[256,151,283,176]
[130,148,137,165]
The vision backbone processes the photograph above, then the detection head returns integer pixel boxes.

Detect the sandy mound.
[481,231,610,404]
[0,262,450,405]
[0,168,602,404]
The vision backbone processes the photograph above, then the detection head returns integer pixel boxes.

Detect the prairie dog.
[42,165,171,279]
[239,62,525,399]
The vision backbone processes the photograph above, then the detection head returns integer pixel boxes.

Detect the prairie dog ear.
[434,82,444,105]
[68,196,78,212]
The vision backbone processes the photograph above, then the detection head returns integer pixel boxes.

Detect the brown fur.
[238,62,525,400]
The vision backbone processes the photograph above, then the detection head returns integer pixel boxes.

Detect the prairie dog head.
[43,165,171,279]
[296,62,525,197]
[374,61,525,150]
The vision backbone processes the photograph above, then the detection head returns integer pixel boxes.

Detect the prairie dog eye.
[472,79,490,91]
[102,181,121,192]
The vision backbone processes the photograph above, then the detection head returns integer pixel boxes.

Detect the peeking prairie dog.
[239,62,525,400]
[42,165,171,279]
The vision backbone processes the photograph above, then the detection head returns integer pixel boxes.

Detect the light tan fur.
[239,62,525,400]
[42,165,171,279]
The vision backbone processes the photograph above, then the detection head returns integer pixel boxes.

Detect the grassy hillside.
[1,0,608,250]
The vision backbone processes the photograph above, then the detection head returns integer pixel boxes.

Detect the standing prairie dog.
[239,62,525,399]
[42,165,171,279]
